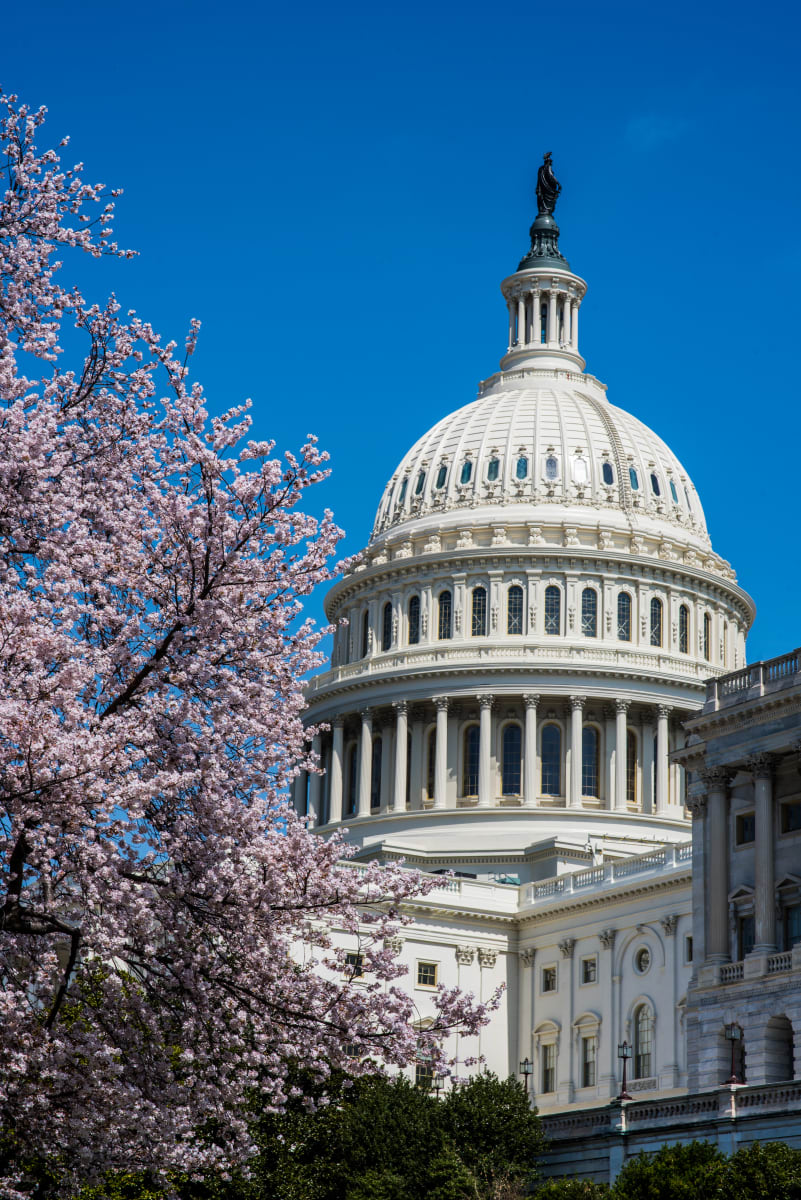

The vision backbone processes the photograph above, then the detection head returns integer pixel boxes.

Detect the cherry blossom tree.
[0,94,493,1193]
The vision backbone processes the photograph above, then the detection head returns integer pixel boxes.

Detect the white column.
[292,770,307,818]
[548,289,558,345]
[446,706,459,807]
[379,724,392,812]
[615,700,629,811]
[750,754,776,952]
[562,295,571,344]
[392,701,408,813]
[532,290,542,344]
[308,733,322,827]
[329,718,344,824]
[604,706,616,811]
[641,715,655,813]
[523,694,539,807]
[434,697,448,810]
[703,768,730,962]
[478,694,493,807]
[508,302,515,350]
[409,713,424,810]
[517,297,525,346]
[569,696,584,808]
[571,298,579,352]
[357,709,373,818]
[689,794,707,973]
[656,705,670,812]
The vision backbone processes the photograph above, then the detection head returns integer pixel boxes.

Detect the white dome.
[372,369,709,552]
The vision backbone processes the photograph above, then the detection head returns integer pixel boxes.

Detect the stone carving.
[599,928,617,949]
[491,605,499,631]
[631,535,644,555]
[687,794,707,819]
[455,946,475,965]
[455,530,474,549]
[747,752,775,779]
[424,534,442,554]
[536,151,561,215]
[478,948,498,968]
[564,526,579,547]
[559,937,576,958]
[421,611,428,636]
[478,694,494,711]
[699,766,732,793]
[598,529,613,550]
[523,693,540,710]
[434,696,449,713]
[454,609,462,633]
[528,525,544,545]
[519,948,536,967]
[492,526,507,546]
[396,541,413,559]
[660,914,678,937]
[529,605,536,627]
[384,935,404,953]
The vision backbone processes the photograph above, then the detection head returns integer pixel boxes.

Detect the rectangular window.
[415,1063,434,1090]
[471,587,487,637]
[544,587,560,635]
[735,812,756,844]
[781,801,801,834]
[684,934,693,964]
[785,904,801,948]
[581,1036,597,1088]
[345,952,364,978]
[416,961,438,988]
[541,1042,556,1093]
[541,965,557,993]
[738,914,755,960]
[581,957,597,984]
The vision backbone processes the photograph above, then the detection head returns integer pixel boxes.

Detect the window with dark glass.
[463,726,480,796]
[602,461,614,485]
[345,951,364,978]
[435,464,447,489]
[545,455,559,480]
[541,966,557,993]
[426,728,436,800]
[540,304,547,345]
[650,473,661,496]
[627,730,637,806]
[507,585,524,635]
[617,592,632,641]
[545,585,561,635]
[398,477,408,506]
[460,459,473,484]
[438,590,452,640]
[541,724,561,795]
[582,726,599,797]
[703,612,711,661]
[633,1005,653,1078]
[670,480,679,503]
[415,1063,434,1089]
[361,610,370,658]
[416,962,438,988]
[738,914,755,959]
[347,744,358,814]
[408,595,420,645]
[516,455,528,479]
[784,904,801,948]
[370,737,382,808]
[581,588,597,637]
[629,467,639,490]
[414,470,426,496]
[381,602,392,652]
[679,604,689,654]
[471,586,487,636]
[581,957,597,984]
[735,812,755,844]
[542,1042,556,1092]
[581,1036,597,1087]
[781,801,801,833]
[502,724,522,795]
[650,597,663,647]
[487,457,500,482]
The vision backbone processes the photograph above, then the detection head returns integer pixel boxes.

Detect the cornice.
[684,692,801,739]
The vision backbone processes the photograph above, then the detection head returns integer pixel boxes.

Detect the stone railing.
[524,842,691,906]
[767,951,793,973]
[719,961,744,983]
[705,648,801,711]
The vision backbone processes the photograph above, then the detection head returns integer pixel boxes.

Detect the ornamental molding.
[559,937,576,958]
[455,945,475,965]
[747,752,777,780]
[477,947,498,968]
[599,928,617,949]
[660,914,679,937]
[384,935,404,953]
[519,948,536,967]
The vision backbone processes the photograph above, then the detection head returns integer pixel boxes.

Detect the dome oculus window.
[629,467,640,490]
[516,455,528,480]
[435,464,447,489]
[650,473,661,496]
[414,470,426,496]
[545,455,559,481]
[601,461,614,485]
[460,460,473,484]
[487,457,500,482]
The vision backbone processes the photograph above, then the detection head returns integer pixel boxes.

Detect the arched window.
[414,470,426,496]
[507,585,524,635]
[361,610,370,658]
[460,460,472,484]
[545,585,561,635]
[502,724,522,796]
[347,744,358,815]
[435,464,447,489]
[633,1005,654,1079]
[371,737,382,809]
[516,456,528,480]
[650,597,663,647]
[541,725,561,796]
[582,727,599,797]
[703,612,711,661]
[426,728,436,801]
[463,726,480,797]
[540,303,547,344]
[471,586,487,637]
[602,461,614,485]
[679,604,689,654]
[650,473,661,496]
[438,590,452,640]
[397,477,408,506]
[670,479,679,503]
[381,602,392,652]
[408,595,420,645]
[629,467,639,490]
[627,730,637,806]
[581,588,597,637]
[487,457,500,482]
[545,455,559,480]
[617,592,632,641]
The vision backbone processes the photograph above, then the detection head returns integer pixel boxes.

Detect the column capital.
[599,928,617,950]
[332,715,345,729]
[359,707,374,722]
[657,704,672,720]
[523,693,540,710]
[392,700,408,717]
[559,937,576,959]
[699,765,733,793]
[615,698,630,714]
[570,695,586,711]
[519,947,536,967]
[434,696,449,713]
[747,752,776,780]
[661,914,679,937]
[478,693,494,711]
[688,794,708,819]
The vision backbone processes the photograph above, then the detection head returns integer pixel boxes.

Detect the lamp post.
[519,1056,533,1098]
[433,1072,447,1098]
[724,1023,742,1084]
[617,1040,632,1101]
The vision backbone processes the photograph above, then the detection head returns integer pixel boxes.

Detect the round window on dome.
[415,470,426,496]
[545,455,559,481]
[516,456,528,480]
[602,461,614,485]
[461,460,473,484]
[650,473,661,497]
[629,467,639,490]
[487,457,500,482]
[435,464,447,489]
[634,947,651,974]
[670,480,679,503]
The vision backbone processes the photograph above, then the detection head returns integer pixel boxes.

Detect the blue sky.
[5,0,800,662]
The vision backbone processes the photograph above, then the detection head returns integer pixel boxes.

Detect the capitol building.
[294,158,801,1180]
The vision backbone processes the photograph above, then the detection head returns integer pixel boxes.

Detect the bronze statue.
[536,152,561,215]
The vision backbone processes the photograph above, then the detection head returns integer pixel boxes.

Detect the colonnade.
[506,286,579,351]
[293,695,685,828]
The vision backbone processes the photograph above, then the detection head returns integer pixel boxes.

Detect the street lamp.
[617,1040,633,1101]
[519,1056,533,1097]
[432,1072,447,1098]
[724,1023,742,1084]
